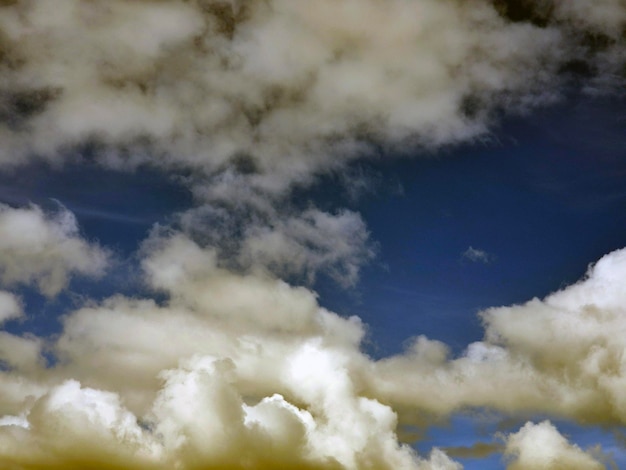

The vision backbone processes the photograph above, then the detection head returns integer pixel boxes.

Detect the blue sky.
[0,1,625,469]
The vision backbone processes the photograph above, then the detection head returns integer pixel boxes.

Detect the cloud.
[240,209,376,287]
[0,0,624,468]
[0,0,621,193]
[461,246,493,264]
[175,204,375,286]
[503,421,604,470]
[0,204,110,296]
[372,247,626,426]
[1,236,626,467]
[0,233,463,469]
[0,291,22,325]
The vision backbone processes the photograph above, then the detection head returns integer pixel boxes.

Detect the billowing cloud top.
[0,0,624,469]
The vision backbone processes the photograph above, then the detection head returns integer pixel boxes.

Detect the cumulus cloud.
[0,290,22,325]
[373,247,626,426]
[503,421,604,470]
[1,237,626,468]
[0,242,459,469]
[0,234,463,469]
[0,204,109,296]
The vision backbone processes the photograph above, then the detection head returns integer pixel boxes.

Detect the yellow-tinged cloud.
[503,421,604,470]
[0,0,622,194]
[0,233,464,469]
[0,204,109,296]
[1,234,626,468]
[373,248,626,426]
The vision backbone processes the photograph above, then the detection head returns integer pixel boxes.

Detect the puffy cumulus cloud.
[0,237,462,469]
[0,364,462,470]
[140,232,338,333]
[51,234,367,413]
[480,247,626,423]
[4,236,626,467]
[372,247,626,425]
[0,0,621,194]
[0,380,163,469]
[503,421,604,470]
[0,204,109,296]
[0,290,22,324]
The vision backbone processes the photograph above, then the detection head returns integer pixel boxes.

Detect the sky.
[0,1,625,469]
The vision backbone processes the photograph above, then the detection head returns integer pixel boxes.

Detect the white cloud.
[372,247,626,425]
[503,421,604,470]
[0,204,110,296]
[0,291,22,325]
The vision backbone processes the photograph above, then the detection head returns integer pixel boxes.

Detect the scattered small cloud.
[462,246,494,264]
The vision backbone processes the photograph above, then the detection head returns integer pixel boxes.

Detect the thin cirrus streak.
[0,0,624,469]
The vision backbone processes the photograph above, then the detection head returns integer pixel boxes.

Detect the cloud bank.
[0,233,625,468]
[0,0,622,189]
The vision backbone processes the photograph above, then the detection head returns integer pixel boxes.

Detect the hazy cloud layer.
[175,205,376,286]
[240,209,375,286]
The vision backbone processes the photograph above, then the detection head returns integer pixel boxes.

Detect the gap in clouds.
[310,91,626,359]
[0,161,194,254]
[0,90,623,364]
[2,91,623,363]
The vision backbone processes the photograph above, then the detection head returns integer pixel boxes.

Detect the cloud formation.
[0,0,622,192]
[0,234,625,468]
[503,421,604,470]
[0,204,109,296]
[0,291,22,325]
[0,236,461,469]
[374,247,626,427]
[0,0,624,468]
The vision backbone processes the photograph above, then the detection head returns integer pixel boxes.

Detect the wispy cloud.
[462,246,494,264]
